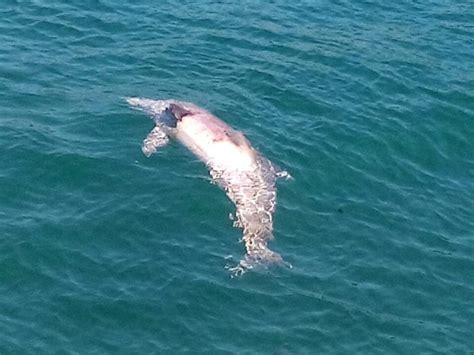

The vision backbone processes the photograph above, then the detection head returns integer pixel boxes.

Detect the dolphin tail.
[226,236,291,277]
[227,248,291,277]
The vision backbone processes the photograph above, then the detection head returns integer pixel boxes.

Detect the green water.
[1,1,473,353]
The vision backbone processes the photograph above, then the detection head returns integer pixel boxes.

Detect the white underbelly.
[205,140,255,170]
[176,127,255,171]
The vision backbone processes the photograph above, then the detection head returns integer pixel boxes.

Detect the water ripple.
[1,0,473,353]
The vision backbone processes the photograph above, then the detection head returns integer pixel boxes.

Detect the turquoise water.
[1,0,473,353]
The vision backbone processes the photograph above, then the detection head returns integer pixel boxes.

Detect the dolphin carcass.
[127,97,291,274]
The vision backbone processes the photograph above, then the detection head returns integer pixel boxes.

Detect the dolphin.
[126,97,291,274]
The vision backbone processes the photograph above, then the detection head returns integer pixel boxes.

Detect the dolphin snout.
[126,97,172,117]
[126,97,141,106]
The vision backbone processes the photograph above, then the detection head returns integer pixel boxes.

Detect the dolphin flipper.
[142,125,169,157]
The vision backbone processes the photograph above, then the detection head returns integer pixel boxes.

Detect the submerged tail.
[220,162,291,276]
[227,246,290,277]
[226,231,291,276]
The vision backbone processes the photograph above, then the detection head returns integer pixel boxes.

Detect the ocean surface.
[1,1,473,353]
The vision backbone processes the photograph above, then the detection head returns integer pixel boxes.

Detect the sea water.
[1,1,472,353]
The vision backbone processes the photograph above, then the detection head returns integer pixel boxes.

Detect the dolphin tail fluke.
[227,245,291,277]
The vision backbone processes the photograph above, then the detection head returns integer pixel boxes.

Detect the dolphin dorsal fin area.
[225,129,250,148]
[224,129,257,160]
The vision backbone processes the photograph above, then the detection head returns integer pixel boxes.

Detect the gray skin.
[127,97,291,275]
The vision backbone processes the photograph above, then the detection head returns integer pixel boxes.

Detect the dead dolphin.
[127,97,291,274]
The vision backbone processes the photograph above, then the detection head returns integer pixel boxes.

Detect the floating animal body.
[127,97,290,274]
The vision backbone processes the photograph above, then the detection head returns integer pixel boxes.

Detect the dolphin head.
[168,103,192,120]
[159,103,192,128]
[126,97,171,117]
[126,98,196,128]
